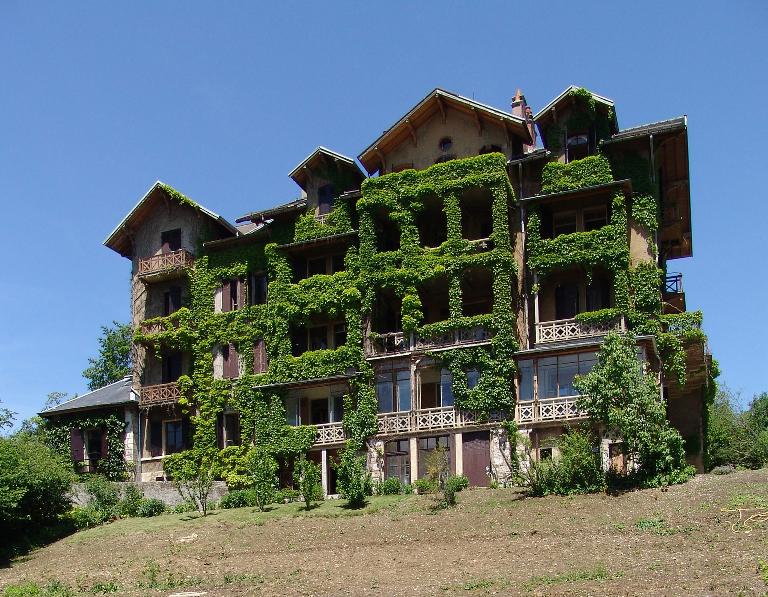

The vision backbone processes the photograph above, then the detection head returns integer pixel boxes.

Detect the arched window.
[566,134,589,162]
[439,137,453,152]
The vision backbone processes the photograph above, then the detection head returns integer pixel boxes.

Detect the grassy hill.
[1,469,767,596]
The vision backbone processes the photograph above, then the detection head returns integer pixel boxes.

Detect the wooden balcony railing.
[366,326,492,357]
[375,407,505,436]
[664,273,683,295]
[139,382,181,407]
[139,316,181,337]
[137,249,194,279]
[515,396,587,424]
[535,316,624,344]
[314,421,345,446]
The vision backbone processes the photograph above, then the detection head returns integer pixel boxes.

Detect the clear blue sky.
[1,1,765,423]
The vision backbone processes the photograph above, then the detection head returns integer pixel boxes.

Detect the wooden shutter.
[70,428,84,462]
[253,338,267,374]
[149,420,163,457]
[224,344,239,379]
[237,278,245,310]
[221,281,232,312]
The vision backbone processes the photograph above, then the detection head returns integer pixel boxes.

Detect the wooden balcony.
[366,326,492,357]
[137,249,194,281]
[515,396,587,424]
[138,316,181,337]
[663,272,686,314]
[535,316,624,345]
[139,382,181,407]
[376,407,505,436]
[314,421,345,446]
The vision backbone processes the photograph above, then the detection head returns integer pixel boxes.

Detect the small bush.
[137,498,166,517]
[118,484,144,517]
[335,445,371,509]
[414,478,437,494]
[246,449,278,511]
[84,476,119,511]
[402,483,414,495]
[172,501,197,514]
[711,464,736,475]
[376,477,404,495]
[276,488,300,503]
[69,505,110,530]
[2,580,75,597]
[294,457,323,510]
[442,474,469,507]
[220,489,256,509]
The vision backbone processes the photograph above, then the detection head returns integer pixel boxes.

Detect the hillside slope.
[1,469,767,596]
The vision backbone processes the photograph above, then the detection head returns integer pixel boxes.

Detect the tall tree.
[0,400,15,433]
[82,321,132,391]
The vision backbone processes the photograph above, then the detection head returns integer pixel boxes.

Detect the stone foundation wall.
[70,481,229,507]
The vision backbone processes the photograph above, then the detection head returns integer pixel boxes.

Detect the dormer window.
[566,134,589,162]
[318,184,335,216]
[439,137,453,152]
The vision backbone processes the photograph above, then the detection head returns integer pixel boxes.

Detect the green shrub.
[118,484,144,517]
[84,475,119,511]
[402,483,414,495]
[335,445,371,509]
[442,474,469,507]
[376,477,403,495]
[220,489,256,509]
[553,430,605,495]
[294,457,323,509]
[1,580,74,597]
[69,504,111,529]
[0,437,75,560]
[413,478,437,494]
[163,450,216,515]
[137,498,166,517]
[171,501,197,514]
[246,449,278,511]
[276,488,300,503]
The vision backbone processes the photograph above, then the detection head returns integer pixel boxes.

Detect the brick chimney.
[511,88,537,151]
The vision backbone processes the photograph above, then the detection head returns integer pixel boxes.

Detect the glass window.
[165,421,183,454]
[331,395,344,423]
[439,137,453,152]
[553,211,577,237]
[567,134,589,162]
[558,354,578,397]
[307,257,327,277]
[396,370,411,411]
[318,184,335,215]
[583,207,607,232]
[440,369,454,407]
[467,368,480,390]
[285,396,299,425]
[333,323,347,349]
[248,273,268,305]
[376,374,394,413]
[309,326,328,350]
[538,357,558,399]
[310,399,329,424]
[518,360,533,401]
[331,254,345,273]
[578,352,597,375]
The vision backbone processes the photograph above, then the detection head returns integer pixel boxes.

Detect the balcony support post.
[454,431,463,476]
[321,449,328,496]
[409,436,419,486]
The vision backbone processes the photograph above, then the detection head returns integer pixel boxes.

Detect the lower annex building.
[42,85,713,490]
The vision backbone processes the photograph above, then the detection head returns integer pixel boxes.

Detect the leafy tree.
[706,387,742,469]
[0,400,16,433]
[575,331,693,487]
[163,450,215,515]
[294,456,323,510]
[82,321,132,391]
[424,446,450,489]
[44,391,69,410]
[0,435,74,560]
[246,448,278,511]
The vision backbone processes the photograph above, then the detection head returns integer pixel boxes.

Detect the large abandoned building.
[42,86,712,489]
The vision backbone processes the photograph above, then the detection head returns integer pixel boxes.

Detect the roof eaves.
[602,116,687,144]
[235,198,307,224]
[519,179,632,204]
[533,85,615,122]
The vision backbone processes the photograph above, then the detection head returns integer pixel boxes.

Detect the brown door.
[463,431,490,487]
[609,443,626,473]
[421,382,438,409]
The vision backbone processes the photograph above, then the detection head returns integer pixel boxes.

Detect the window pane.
[376,375,394,413]
[165,421,183,454]
[578,352,597,375]
[518,360,533,401]
[553,212,577,237]
[440,369,454,407]
[308,258,326,276]
[309,326,328,350]
[331,395,344,423]
[539,358,557,399]
[396,370,411,411]
[467,368,480,390]
[333,323,346,349]
[285,396,299,425]
[583,207,607,232]
[558,354,578,397]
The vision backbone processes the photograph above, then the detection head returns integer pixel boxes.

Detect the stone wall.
[70,481,229,507]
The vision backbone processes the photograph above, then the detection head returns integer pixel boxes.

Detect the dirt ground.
[1,469,767,596]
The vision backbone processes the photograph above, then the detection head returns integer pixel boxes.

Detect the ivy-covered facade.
[59,86,711,486]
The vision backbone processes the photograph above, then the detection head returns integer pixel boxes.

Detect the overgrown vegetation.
[706,387,768,470]
[81,321,132,391]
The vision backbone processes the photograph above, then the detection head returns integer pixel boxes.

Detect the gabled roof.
[358,88,532,175]
[288,147,365,191]
[40,376,136,417]
[235,197,307,225]
[533,85,616,122]
[103,181,239,258]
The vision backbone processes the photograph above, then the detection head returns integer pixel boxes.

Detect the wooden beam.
[374,147,386,173]
[405,118,417,146]
[435,94,447,123]
[472,108,483,135]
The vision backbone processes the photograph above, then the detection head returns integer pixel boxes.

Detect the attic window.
[566,134,589,162]
[439,137,453,152]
